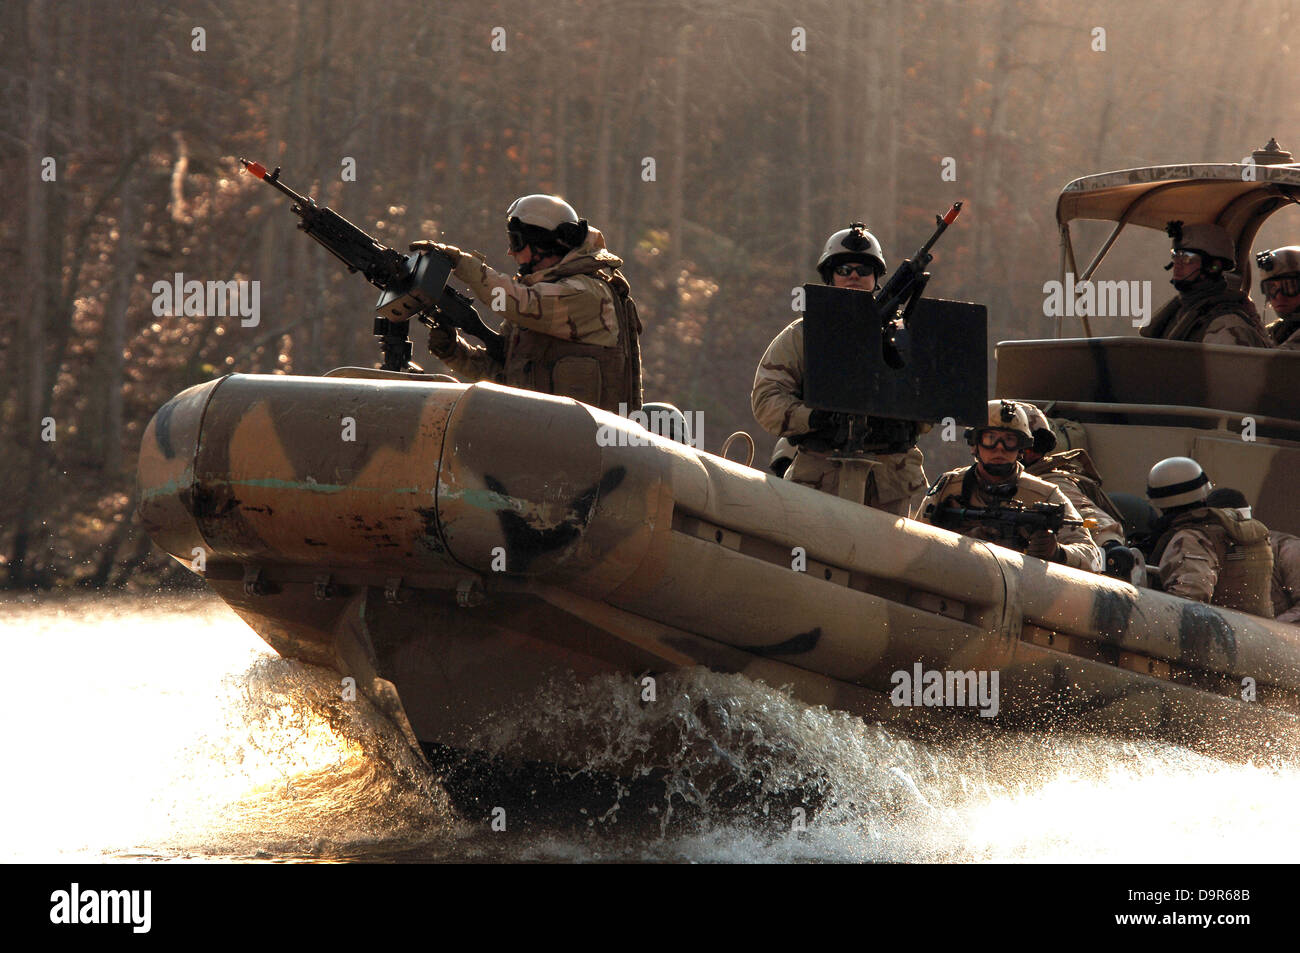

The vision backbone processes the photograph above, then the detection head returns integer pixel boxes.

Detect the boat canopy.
[1054,148,1300,335]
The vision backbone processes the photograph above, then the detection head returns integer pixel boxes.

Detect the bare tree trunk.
[669,25,689,306]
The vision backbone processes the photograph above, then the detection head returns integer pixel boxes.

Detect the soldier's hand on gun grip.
[1025,528,1060,562]
[410,240,463,266]
[427,322,457,356]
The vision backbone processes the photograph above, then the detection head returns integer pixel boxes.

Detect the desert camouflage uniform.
[918,463,1103,572]
[433,227,641,412]
[1141,282,1271,347]
[1267,314,1300,350]
[751,317,926,516]
[1150,508,1274,617]
[1269,530,1300,624]
[1024,449,1124,549]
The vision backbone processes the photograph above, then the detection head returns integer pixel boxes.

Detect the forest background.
[3,0,1297,588]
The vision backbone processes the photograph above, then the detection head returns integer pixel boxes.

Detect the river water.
[3,592,1299,864]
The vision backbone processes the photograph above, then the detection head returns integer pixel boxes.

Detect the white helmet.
[816,223,886,282]
[506,194,588,253]
[1146,456,1211,511]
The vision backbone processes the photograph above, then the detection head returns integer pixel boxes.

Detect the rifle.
[874,201,963,365]
[931,500,1093,534]
[238,158,504,371]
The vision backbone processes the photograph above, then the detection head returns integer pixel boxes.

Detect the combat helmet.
[506,194,589,258]
[1256,245,1300,300]
[1166,221,1235,273]
[1020,403,1057,456]
[817,223,886,283]
[965,399,1033,447]
[1146,456,1211,511]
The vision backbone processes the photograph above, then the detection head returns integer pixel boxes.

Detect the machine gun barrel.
[875,201,963,320]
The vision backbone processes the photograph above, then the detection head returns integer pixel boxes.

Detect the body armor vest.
[1151,507,1274,616]
[503,270,643,413]
[1144,287,1262,342]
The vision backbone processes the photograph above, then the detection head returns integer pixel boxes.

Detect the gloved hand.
[808,409,835,432]
[409,240,463,266]
[427,322,457,356]
[1025,528,1060,562]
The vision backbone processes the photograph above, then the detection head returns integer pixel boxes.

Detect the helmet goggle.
[833,261,876,277]
[506,218,529,253]
[1170,249,1202,265]
[1261,275,1300,299]
[977,430,1029,451]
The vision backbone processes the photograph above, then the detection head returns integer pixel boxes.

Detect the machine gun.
[239,158,504,371]
[931,500,1093,535]
[874,201,963,366]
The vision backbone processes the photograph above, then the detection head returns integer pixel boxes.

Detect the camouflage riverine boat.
[138,155,1300,768]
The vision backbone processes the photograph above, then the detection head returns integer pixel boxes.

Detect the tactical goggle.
[833,262,876,277]
[506,219,529,253]
[1261,275,1300,299]
[977,430,1028,451]
[1169,249,1202,265]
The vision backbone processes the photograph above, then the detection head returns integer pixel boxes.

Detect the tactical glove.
[410,240,463,266]
[427,322,457,357]
[1025,528,1060,562]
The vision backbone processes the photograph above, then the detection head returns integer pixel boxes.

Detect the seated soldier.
[1146,463,1274,617]
[1207,487,1300,624]
[917,400,1102,571]
[1256,246,1300,349]
[1140,222,1271,347]
[1020,404,1143,582]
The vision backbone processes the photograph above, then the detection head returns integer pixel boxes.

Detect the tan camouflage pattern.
[138,372,1300,759]
[1268,316,1300,350]
[1025,451,1125,548]
[751,317,926,513]
[918,463,1103,572]
[1270,530,1300,624]
[434,228,635,409]
[1142,287,1272,348]
[1153,509,1274,617]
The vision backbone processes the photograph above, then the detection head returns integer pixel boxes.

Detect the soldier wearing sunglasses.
[412,194,642,412]
[1141,221,1270,347]
[752,224,928,515]
[917,400,1102,571]
[1256,246,1300,350]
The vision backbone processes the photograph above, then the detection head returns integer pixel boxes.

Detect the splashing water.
[3,593,1299,862]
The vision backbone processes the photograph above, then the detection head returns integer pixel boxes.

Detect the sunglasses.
[833,262,876,277]
[977,431,1025,451]
[1170,250,1202,265]
[1261,276,1300,299]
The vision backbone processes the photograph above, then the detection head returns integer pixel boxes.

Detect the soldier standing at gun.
[918,400,1102,571]
[751,222,929,516]
[413,195,643,412]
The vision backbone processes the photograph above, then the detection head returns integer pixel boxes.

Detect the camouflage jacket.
[1141,282,1271,347]
[751,317,926,511]
[918,463,1103,572]
[434,228,642,411]
[1269,530,1300,624]
[1150,507,1274,617]
[1024,448,1125,548]
[1267,315,1300,350]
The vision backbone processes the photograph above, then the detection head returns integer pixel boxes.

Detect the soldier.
[1019,404,1143,581]
[1256,245,1300,349]
[751,223,926,515]
[1145,460,1274,616]
[412,195,642,413]
[917,400,1102,571]
[1206,487,1300,624]
[1141,221,1271,347]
